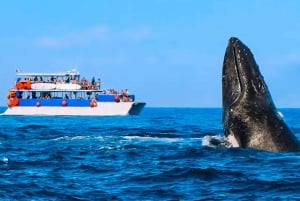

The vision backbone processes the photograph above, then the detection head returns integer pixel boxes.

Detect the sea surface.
[0,107,300,200]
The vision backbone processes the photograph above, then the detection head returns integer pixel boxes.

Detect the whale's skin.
[222,37,300,152]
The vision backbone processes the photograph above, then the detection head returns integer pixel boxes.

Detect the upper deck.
[15,69,100,91]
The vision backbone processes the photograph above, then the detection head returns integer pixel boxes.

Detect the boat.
[2,69,146,116]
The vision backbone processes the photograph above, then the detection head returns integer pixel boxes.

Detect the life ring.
[114,95,120,103]
[16,80,31,90]
[7,97,19,107]
[90,99,97,107]
[36,101,41,107]
[62,100,67,107]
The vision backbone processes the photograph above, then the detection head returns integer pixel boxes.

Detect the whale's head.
[222,37,273,111]
[221,37,300,151]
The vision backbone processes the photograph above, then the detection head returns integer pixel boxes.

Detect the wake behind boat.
[3,69,145,116]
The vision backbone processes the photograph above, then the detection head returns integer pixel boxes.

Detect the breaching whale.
[222,37,300,152]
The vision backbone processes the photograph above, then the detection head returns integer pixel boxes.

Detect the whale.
[222,37,300,152]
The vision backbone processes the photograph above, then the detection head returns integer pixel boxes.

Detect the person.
[32,91,37,99]
[121,89,129,102]
[91,77,96,89]
[66,76,70,83]
[81,77,88,89]
[97,78,101,90]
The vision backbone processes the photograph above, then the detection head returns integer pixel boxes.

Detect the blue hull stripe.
[19,99,92,107]
[17,94,136,107]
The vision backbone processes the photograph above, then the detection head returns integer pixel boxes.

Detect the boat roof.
[16,69,80,77]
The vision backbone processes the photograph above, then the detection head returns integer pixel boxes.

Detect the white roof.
[16,69,80,77]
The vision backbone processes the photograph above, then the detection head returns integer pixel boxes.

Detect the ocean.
[0,107,300,200]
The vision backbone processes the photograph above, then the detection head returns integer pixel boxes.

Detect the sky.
[1,0,300,107]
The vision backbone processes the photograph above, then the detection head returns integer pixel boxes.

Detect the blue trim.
[17,94,136,106]
[96,94,135,102]
[19,99,91,107]
[96,94,115,102]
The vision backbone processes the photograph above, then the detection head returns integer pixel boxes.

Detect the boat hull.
[2,102,145,116]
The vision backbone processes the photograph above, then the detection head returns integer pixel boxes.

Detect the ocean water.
[0,107,300,200]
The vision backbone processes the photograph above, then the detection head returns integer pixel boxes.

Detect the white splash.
[227,134,240,147]
[123,136,181,143]
[277,111,284,119]
[2,157,8,163]
[202,135,239,148]
[202,135,225,147]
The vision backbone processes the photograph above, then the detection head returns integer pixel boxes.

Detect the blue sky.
[1,0,300,107]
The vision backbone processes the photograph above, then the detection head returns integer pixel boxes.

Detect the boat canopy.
[16,69,80,77]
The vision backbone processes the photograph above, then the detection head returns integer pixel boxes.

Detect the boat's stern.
[129,102,146,115]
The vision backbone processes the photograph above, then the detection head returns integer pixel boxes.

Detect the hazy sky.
[1,0,300,107]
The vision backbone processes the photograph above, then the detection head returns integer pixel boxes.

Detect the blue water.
[0,107,300,200]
